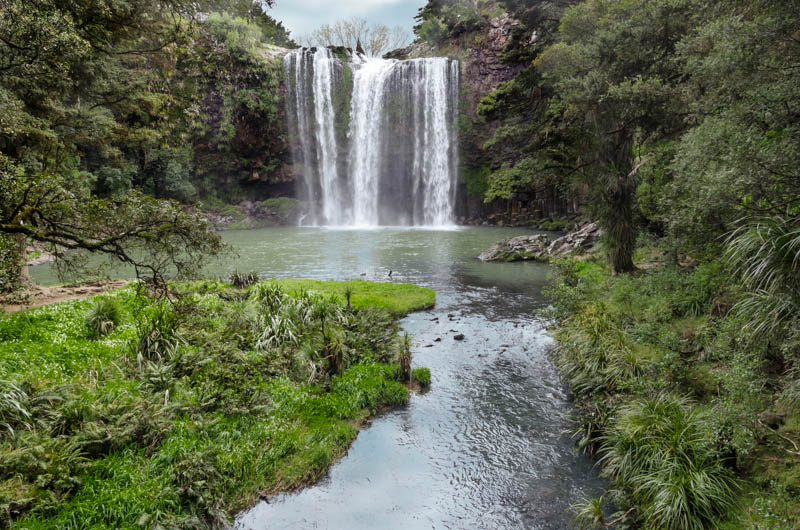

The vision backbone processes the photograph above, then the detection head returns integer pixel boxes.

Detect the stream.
[31,226,605,529]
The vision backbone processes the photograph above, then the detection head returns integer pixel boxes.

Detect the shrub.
[1,380,30,437]
[397,333,412,383]
[417,16,447,45]
[262,197,300,217]
[229,270,258,289]
[0,233,21,295]
[412,367,431,388]
[553,301,646,397]
[84,297,123,339]
[129,302,184,365]
[599,394,738,530]
[251,281,286,314]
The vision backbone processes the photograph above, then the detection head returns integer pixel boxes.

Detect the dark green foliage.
[0,235,20,295]
[412,367,431,388]
[130,301,184,365]
[600,394,737,530]
[398,333,412,383]
[547,253,800,528]
[0,0,295,293]
[0,380,31,438]
[229,270,259,289]
[727,217,800,342]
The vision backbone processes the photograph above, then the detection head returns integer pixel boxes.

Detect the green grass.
[412,367,431,388]
[271,279,436,316]
[0,280,431,528]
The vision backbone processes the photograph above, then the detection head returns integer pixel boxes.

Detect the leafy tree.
[535,0,698,273]
[198,0,295,48]
[663,0,800,255]
[0,0,248,291]
[0,155,226,290]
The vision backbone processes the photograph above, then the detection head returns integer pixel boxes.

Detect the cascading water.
[284,48,459,227]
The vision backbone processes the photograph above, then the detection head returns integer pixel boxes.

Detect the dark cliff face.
[462,14,527,115]
[192,43,295,200]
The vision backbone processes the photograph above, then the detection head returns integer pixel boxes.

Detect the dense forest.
[1,0,799,528]
[0,0,298,294]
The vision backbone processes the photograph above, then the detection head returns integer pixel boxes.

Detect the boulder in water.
[478,234,550,262]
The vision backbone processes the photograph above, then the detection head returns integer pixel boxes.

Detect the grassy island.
[0,280,434,528]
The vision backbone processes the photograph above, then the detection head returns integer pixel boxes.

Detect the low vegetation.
[269,279,435,317]
[546,252,800,529]
[0,279,433,528]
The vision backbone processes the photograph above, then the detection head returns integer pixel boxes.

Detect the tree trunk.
[603,172,637,275]
[14,234,33,286]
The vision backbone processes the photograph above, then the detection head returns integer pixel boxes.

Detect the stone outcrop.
[478,234,550,262]
[478,222,602,262]
[387,14,524,116]
[462,14,526,113]
[202,199,306,230]
[548,222,601,256]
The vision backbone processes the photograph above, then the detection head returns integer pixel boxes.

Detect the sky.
[269,0,428,43]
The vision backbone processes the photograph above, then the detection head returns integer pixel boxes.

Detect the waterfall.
[284,48,459,227]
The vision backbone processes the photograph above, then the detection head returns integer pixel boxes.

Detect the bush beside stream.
[0,280,434,528]
[546,254,800,529]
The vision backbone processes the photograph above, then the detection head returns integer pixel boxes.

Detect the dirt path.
[2,280,131,314]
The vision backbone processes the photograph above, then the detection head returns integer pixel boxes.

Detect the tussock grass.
[83,297,123,339]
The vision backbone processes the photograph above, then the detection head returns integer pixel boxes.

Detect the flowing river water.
[31,226,604,529]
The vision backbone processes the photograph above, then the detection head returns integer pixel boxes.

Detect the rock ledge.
[478,222,601,262]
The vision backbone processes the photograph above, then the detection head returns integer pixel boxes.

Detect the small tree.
[0,158,227,293]
[534,0,696,274]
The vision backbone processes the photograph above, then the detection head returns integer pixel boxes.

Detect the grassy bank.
[270,279,435,316]
[546,254,800,529]
[0,280,434,528]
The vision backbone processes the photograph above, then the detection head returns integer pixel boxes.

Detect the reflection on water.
[31,227,605,528]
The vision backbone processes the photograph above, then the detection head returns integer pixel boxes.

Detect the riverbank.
[0,279,433,528]
[546,252,800,528]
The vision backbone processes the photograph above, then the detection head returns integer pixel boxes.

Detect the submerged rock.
[547,222,601,256]
[478,234,550,262]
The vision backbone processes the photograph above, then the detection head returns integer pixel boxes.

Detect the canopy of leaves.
[0,156,225,288]
[0,0,295,288]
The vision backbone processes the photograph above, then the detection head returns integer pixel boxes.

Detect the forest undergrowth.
[545,246,800,529]
[0,279,434,528]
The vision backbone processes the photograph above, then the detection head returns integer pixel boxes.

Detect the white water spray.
[284,49,459,227]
